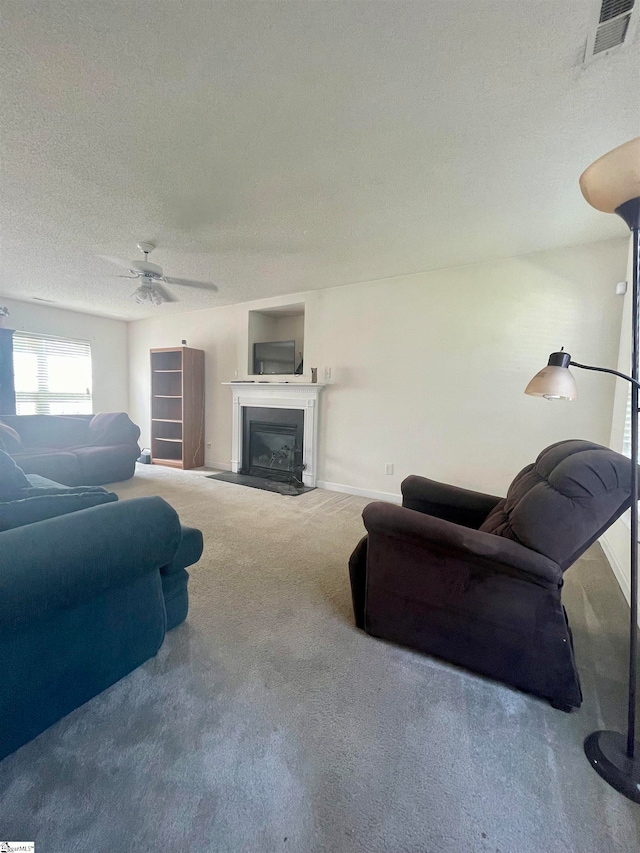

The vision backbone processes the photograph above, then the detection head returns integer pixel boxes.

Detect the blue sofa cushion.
[0,482,117,531]
[72,444,140,485]
[0,449,31,497]
[5,414,91,448]
[11,449,83,486]
[88,412,141,446]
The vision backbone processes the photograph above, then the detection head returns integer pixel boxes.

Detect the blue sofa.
[0,467,203,761]
[0,412,141,485]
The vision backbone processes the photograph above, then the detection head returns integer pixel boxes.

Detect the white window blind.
[623,383,634,458]
[13,332,93,415]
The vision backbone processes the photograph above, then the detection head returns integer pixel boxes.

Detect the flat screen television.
[253,340,297,375]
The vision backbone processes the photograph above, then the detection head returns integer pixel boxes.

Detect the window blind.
[13,332,93,415]
[623,383,633,458]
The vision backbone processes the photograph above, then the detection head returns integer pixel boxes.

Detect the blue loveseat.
[0,460,203,761]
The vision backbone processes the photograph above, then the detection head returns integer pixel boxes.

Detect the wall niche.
[247,303,305,377]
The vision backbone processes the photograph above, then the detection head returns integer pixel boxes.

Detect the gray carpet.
[1,464,639,852]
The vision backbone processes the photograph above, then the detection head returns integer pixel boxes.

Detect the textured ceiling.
[1,1,639,320]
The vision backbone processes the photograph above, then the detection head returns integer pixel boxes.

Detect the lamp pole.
[525,161,640,800]
[628,207,638,761]
[581,195,640,802]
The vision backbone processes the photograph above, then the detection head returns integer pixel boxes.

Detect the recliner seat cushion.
[479,439,632,569]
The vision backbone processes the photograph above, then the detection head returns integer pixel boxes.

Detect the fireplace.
[225,382,323,487]
[241,406,304,482]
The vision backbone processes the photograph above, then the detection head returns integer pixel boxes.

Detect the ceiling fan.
[100,242,218,305]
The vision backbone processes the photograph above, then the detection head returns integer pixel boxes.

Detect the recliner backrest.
[479,439,632,570]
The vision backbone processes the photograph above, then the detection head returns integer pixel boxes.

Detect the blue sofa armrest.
[160,525,203,575]
[159,525,202,631]
[0,496,182,629]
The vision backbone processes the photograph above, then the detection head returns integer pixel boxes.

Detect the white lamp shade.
[579,136,640,214]
[525,365,578,400]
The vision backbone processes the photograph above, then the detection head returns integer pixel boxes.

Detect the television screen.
[253,340,296,375]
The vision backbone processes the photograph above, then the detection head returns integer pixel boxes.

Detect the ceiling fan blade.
[162,276,218,292]
[118,274,139,280]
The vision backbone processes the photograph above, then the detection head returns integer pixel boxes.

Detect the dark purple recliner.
[349,440,633,710]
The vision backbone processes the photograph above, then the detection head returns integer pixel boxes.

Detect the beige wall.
[1,297,129,413]
[128,237,628,498]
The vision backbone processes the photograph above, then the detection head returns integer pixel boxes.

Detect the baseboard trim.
[316,480,402,504]
[600,532,631,607]
[205,460,232,472]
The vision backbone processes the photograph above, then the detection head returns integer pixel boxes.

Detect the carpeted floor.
[1,464,640,852]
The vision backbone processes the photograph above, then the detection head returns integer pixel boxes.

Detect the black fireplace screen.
[241,407,304,481]
[250,423,298,473]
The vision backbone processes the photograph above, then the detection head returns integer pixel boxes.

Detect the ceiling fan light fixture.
[133,284,164,306]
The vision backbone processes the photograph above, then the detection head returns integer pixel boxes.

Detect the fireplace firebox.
[241,406,304,482]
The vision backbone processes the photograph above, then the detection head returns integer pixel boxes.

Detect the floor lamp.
[524,137,640,803]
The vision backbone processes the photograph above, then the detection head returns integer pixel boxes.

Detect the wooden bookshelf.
[150,346,205,469]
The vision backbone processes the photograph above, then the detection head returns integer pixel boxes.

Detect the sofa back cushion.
[0,415,91,448]
[479,439,632,570]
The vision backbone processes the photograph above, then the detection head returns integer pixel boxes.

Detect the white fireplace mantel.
[223,382,324,487]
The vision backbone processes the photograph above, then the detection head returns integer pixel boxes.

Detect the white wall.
[600,237,635,610]
[128,237,628,498]
[275,314,305,365]
[247,311,277,374]
[0,298,129,413]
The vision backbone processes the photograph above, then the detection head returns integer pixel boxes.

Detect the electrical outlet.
[616,281,628,295]
[324,366,332,380]
[206,442,212,448]
[385,463,394,475]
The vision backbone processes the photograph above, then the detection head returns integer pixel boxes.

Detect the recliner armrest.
[0,496,182,628]
[401,475,503,528]
[363,501,562,587]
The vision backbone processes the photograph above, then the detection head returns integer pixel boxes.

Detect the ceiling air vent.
[584,0,637,61]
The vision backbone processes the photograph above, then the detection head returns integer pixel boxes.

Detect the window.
[13,332,92,415]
